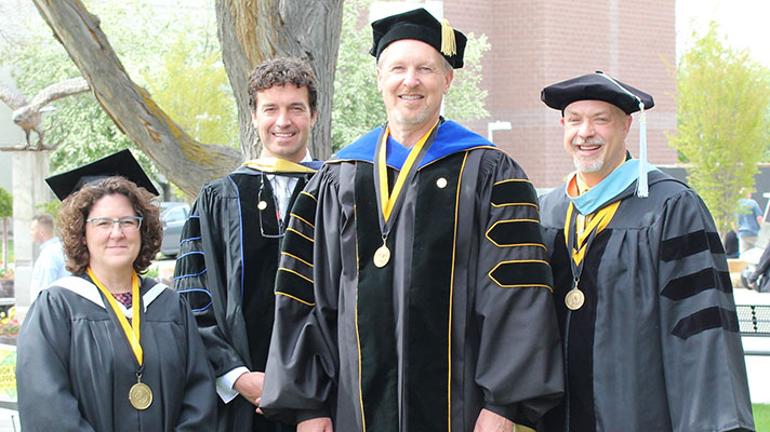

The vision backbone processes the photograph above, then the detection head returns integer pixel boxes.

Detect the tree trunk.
[32,0,342,195]
[216,0,342,160]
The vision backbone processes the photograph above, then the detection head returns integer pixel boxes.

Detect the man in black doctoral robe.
[261,8,563,432]
[538,72,755,431]
[173,57,322,432]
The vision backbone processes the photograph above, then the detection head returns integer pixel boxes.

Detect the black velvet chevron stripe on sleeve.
[282,232,314,266]
[661,267,732,300]
[671,306,739,339]
[291,191,317,228]
[275,191,318,307]
[174,214,213,314]
[491,179,538,207]
[485,219,544,247]
[661,230,724,262]
[488,260,553,290]
[275,268,315,306]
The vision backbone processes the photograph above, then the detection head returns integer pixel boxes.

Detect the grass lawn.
[756,404,770,431]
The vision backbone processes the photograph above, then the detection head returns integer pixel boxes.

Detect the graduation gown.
[261,120,564,431]
[174,163,316,432]
[538,166,755,432]
[16,275,216,432]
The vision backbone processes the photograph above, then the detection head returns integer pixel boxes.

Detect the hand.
[297,417,333,432]
[473,408,513,432]
[233,371,264,406]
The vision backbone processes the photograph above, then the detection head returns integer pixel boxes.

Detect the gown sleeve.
[174,295,218,430]
[472,152,564,427]
[16,290,97,432]
[174,186,245,379]
[261,166,341,424]
[656,189,755,432]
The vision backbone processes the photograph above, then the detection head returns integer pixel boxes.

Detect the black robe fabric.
[173,165,311,432]
[539,170,755,432]
[261,122,564,431]
[16,275,216,432]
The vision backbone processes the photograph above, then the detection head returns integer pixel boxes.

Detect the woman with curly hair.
[16,150,216,431]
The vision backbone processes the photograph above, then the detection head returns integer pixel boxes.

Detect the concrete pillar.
[12,150,51,310]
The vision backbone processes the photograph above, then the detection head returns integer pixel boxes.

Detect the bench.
[736,304,770,356]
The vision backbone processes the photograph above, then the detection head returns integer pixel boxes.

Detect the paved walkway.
[0,407,18,432]
[735,288,770,404]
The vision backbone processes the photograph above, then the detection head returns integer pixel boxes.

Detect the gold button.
[436,177,448,189]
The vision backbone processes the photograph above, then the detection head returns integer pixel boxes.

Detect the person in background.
[724,227,740,259]
[735,191,763,254]
[17,150,216,431]
[29,213,69,300]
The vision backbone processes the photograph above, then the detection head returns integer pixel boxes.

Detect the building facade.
[443,0,677,188]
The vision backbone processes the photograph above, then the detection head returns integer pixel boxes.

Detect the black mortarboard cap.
[370,8,467,69]
[540,71,654,115]
[45,149,159,200]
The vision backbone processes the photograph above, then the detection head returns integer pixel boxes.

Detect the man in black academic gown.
[538,72,755,431]
[261,8,564,432]
[173,57,322,432]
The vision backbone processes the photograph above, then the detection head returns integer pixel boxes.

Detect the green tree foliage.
[671,23,770,233]
[443,33,490,122]
[0,188,11,219]
[0,0,236,183]
[331,0,383,152]
[331,0,490,151]
[35,200,60,219]
[142,32,238,149]
[0,187,12,270]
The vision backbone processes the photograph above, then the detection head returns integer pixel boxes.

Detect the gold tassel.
[441,19,456,56]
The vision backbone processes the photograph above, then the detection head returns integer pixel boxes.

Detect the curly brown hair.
[58,176,161,274]
[247,57,318,114]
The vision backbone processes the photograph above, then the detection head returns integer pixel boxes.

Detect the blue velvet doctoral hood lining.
[567,160,659,215]
[334,120,494,169]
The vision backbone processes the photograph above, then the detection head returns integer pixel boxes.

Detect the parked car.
[159,202,190,258]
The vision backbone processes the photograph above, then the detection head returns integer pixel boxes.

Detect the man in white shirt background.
[29,213,68,300]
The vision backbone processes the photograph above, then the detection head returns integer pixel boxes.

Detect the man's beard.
[572,137,605,173]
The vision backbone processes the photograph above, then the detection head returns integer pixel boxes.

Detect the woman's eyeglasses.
[87,216,143,232]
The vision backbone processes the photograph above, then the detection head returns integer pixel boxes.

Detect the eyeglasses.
[86,216,143,232]
[258,175,285,239]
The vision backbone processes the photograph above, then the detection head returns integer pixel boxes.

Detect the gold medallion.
[565,288,585,311]
[258,201,268,211]
[129,382,153,410]
[373,245,391,268]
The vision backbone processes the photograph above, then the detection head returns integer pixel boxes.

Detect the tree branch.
[32,0,241,196]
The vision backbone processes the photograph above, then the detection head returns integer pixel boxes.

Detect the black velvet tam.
[541,71,654,114]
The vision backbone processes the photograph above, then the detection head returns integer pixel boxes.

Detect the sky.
[677,0,770,67]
